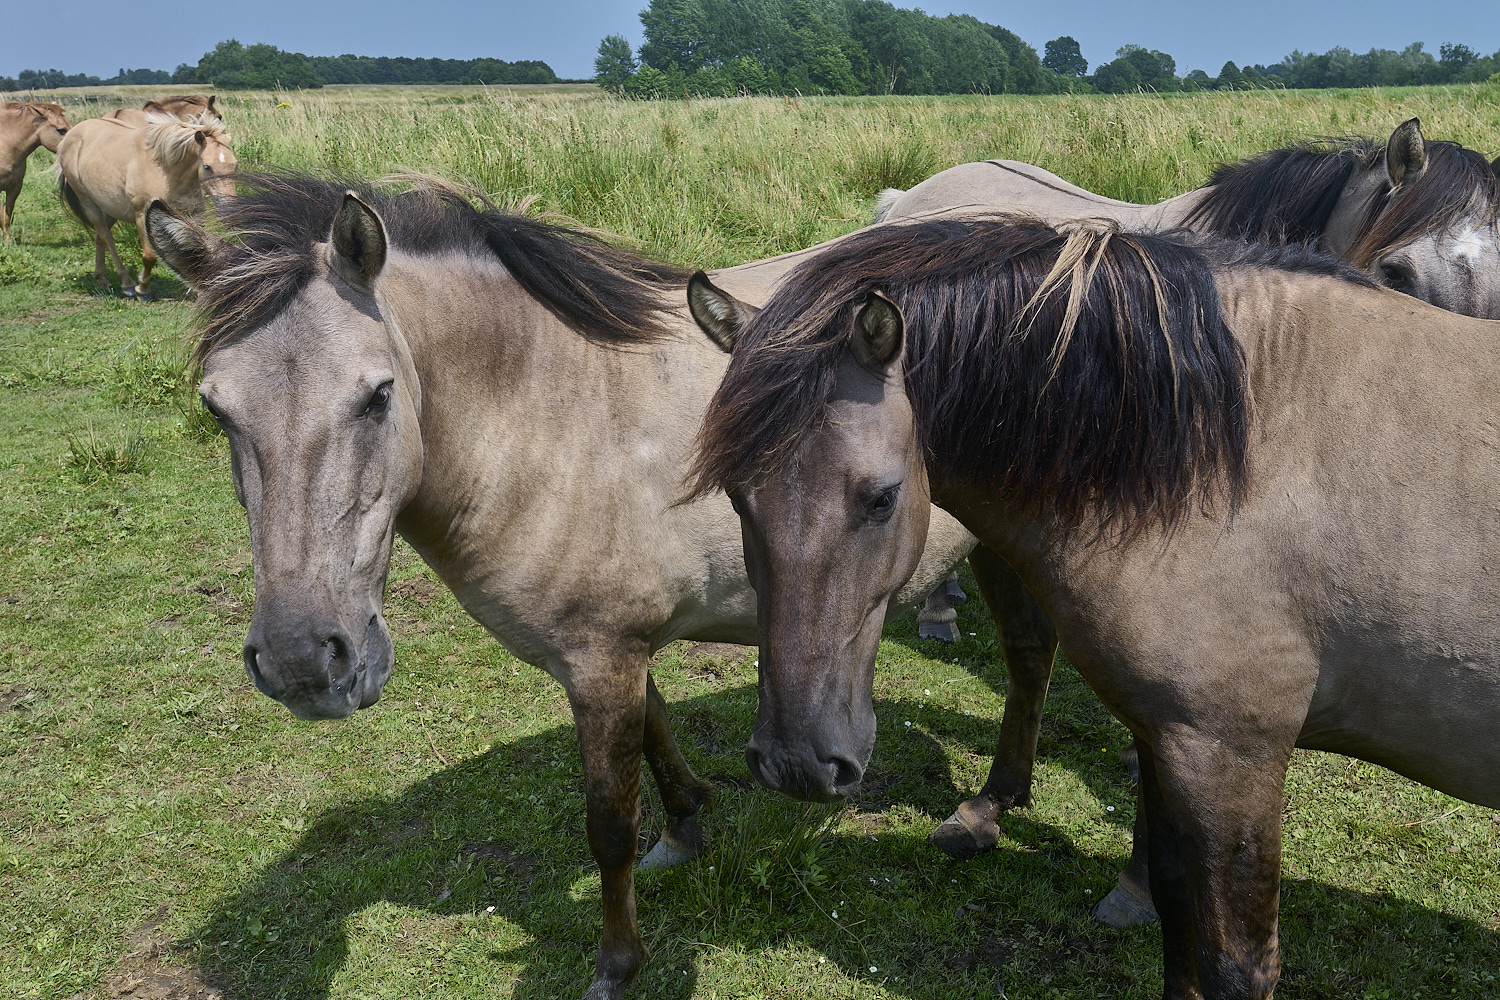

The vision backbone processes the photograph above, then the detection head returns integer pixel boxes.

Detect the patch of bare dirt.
[463,842,540,892]
[68,906,226,1000]
[676,642,752,683]
[1,685,37,711]
[389,576,442,604]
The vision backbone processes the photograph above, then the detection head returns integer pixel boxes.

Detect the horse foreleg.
[930,545,1057,859]
[916,571,963,643]
[638,671,714,869]
[1142,734,1288,999]
[133,210,156,301]
[566,654,649,1000]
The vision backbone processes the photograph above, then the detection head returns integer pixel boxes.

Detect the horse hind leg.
[93,220,133,296]
[930,546,1057,859]
[637,671,714,869]
[1,185,17,242]
[1092,747,1158,927]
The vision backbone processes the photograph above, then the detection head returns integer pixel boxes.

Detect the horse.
[877,119,1500,319]
[108,93,221,126]
[56,112,235,299]
[688,214,1500,999]
[140,173,982,1000]
[863,118,1500,923]
[0,101,71,241]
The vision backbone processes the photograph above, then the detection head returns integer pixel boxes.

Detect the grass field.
[2,84,1499,1000]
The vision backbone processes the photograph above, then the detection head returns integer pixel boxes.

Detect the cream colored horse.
[56,113,235,299]
[0,102,72,241]
[108,94,220,126]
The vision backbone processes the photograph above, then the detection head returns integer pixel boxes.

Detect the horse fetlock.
[928,794,1003,859]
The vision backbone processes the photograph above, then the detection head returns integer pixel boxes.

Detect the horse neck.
[377,248,719,558]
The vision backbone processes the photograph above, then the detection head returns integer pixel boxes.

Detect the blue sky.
[7,0,1498,81]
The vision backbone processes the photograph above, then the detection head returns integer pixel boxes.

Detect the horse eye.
[1381,262,1413,292]
[867,487,899,520]
[364,383,393,416]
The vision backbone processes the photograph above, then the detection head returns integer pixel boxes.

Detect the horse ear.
[1386,118,1427,190]
[328,191,388,292]
[687,271,758,352]
[206,96,218,116]
[851,290,904,374]
[145,199,224,289]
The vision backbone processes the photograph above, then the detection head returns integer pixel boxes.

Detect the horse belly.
[1299,635,1500,808]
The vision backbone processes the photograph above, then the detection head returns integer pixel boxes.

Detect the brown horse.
[878,119,1500,318]
[0,101,71,240]
[141,174,980,1000]
[690,215,1500,999]
[56,112,235,299]
[108,93,220,126]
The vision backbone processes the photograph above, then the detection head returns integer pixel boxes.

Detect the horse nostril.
[744,746,771,788]
[829,755,863,796]
[243,644,266,686]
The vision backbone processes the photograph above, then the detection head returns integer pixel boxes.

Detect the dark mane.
[192,172,688,362]
[1350,142,1500,268]
[1183,138,1381,243]
[692,218,1296,533]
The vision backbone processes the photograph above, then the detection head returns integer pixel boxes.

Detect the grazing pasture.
[2,84,1499,1000]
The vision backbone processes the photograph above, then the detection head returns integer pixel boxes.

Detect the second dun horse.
[689,216,1500,1000]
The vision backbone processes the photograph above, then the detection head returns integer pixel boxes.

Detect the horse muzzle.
[243,613,393,720]
[744,736,866,803]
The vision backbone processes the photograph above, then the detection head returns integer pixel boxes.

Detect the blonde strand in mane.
[144,112,231,166]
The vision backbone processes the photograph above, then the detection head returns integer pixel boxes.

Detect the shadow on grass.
[180,680,1500,1000]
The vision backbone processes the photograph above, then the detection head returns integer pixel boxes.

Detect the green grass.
[2,85,1498,1000]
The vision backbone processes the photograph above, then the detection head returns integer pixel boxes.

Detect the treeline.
[0,67,170,91]
[596,0,1058,97]
[1091,41,1500,93]
[0,40,561,93]
[597,0,1500,97]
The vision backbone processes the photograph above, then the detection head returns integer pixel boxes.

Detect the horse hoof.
[919,621,960,644]
[638,834,701,870]
[1092,878,1159,927]
[929,801,1000,859]
[134,288,153,303]
[943,578,968,605]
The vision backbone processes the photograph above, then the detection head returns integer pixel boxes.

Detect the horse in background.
[56,112,235,299]
[877,119,1500,319]
[0,101,72,241]
[108,94,220,126]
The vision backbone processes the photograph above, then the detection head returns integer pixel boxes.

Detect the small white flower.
[1106,805,1116,812]
[831,910,838,918]
[708,866,714,871]
[924,689,931,695]
[870,966,878,973]
[904,721,911,727]
[819,956,826,964]
[968,632,976,636]
[964,709,971,715]
[486,906,495,913]
[1084,889,1092,895]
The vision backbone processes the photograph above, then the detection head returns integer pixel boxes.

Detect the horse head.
[1331,119,1500,318]
[690,274,930,801]
[146,193,424,720]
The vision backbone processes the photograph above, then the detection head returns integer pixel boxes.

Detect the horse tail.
[872,187,905,224]
[57,170,88,227]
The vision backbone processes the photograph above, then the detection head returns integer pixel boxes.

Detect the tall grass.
[40,82,1500,268]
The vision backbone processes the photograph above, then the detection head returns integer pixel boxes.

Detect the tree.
[1043,36,1086,77]
[594,35,638,93]
[1216,60,1244,90]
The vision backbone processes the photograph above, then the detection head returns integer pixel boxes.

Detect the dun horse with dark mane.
[0,101,71,240]
[691,217,1500,999]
